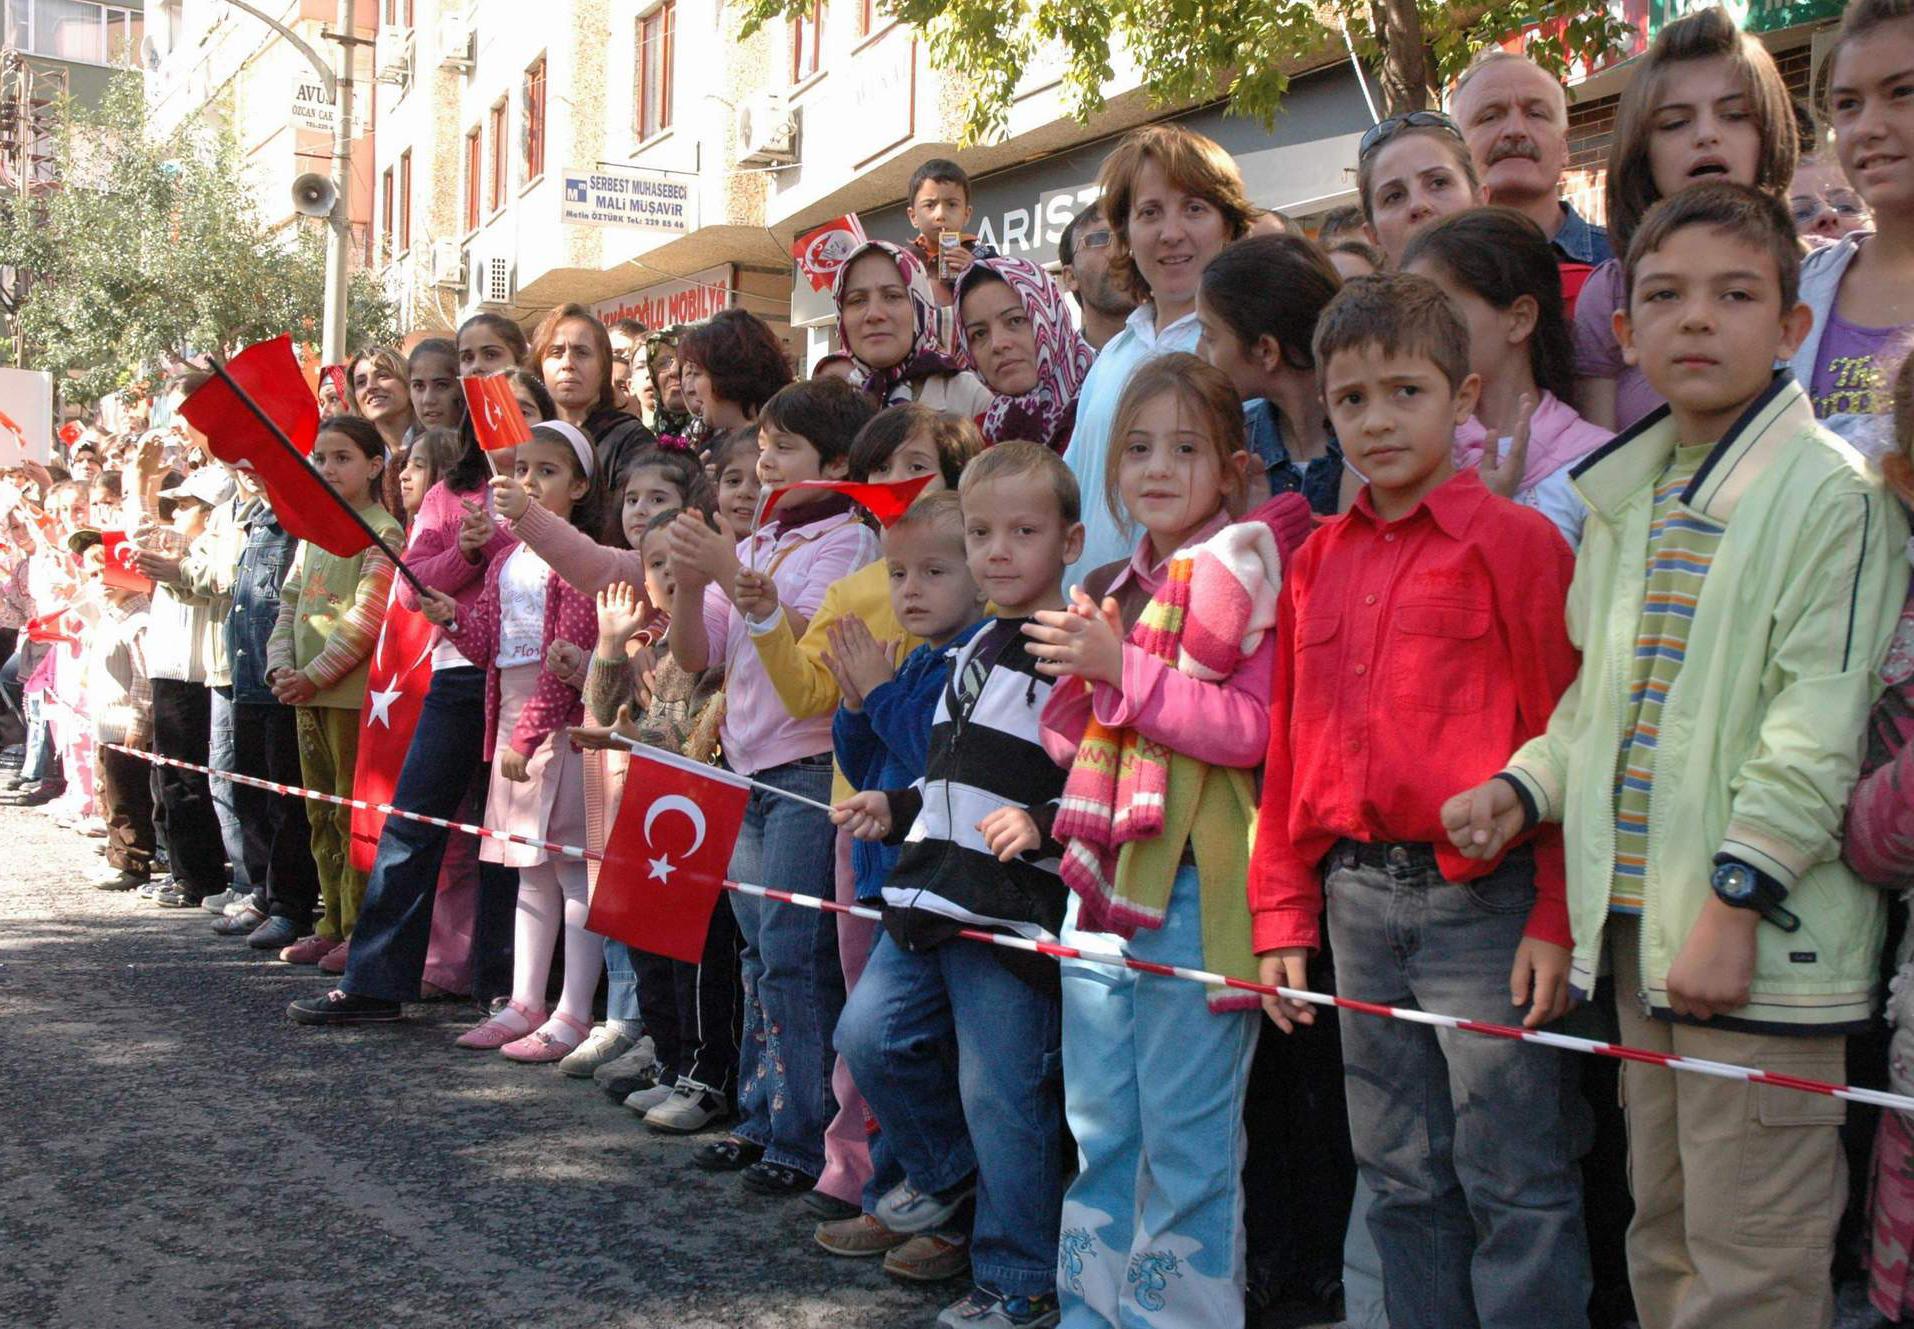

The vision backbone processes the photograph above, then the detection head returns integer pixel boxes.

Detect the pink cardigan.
[400,480,518,666]
[1845,584,1914,886]
[453,540,599,760]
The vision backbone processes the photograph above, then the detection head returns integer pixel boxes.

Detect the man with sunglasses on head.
[1448,48,1610,312]
[1057,201,1138,351]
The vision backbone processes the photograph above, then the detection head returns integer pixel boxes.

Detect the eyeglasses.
[1076,229,1113,250]
[1789,189,1868,228]
[1358,110,1466,161]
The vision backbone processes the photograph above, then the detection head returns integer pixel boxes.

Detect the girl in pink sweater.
[424,422,603,1061]
[1033,355,1309,1329]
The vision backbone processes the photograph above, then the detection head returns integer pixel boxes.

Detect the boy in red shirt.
[1248,272,1589,1329]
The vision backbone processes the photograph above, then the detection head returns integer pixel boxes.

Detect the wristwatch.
[1710,860,1801,933]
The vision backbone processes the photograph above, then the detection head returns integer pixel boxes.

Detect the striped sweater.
[879,616,1069,965]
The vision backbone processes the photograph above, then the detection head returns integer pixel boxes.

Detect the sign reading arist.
[561,165,697,234]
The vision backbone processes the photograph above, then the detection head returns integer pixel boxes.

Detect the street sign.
[560,164,697,234]
[291,80,337,134]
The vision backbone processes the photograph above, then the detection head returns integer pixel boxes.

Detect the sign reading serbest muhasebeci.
[560,165,697,234]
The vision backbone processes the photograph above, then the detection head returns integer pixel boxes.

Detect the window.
[6,1,144,67]
[522,57,547,183]
[488,100,508,214]
[636,3,674,142]
[381,0,413,25]
[398,149,413,253]
[791,1,821,83]
[380,166,394,258]
[463,127,482,232]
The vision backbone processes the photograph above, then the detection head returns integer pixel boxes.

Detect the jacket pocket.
[1292,612,1341,721]
[1390,601,1491,714]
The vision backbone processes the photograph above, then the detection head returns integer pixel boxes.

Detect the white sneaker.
[558,1025,634,1078]
[643,1081,727,1134]
[201,888,244,914]
[224,892,264,918]
[623,1081,679,1115]
[591,1036,658,1088]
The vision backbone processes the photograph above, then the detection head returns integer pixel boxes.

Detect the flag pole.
[604,731,838,814]
[206,357,430,600]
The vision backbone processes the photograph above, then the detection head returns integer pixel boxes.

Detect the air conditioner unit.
[734,93,796,166]
[477,254,513,305]
[375,29,414,86]
[430,239,465,287]
[438,13,474,72]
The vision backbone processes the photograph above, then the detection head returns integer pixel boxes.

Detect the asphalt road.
[0,799,951,1329]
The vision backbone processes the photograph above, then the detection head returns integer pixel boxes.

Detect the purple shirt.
[1571,259,1666,433]
[1809,311,1906,419]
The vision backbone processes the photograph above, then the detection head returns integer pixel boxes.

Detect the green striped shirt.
[1611,443,1724,914]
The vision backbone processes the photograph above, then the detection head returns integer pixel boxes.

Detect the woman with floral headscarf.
[832,241,993,417]
[955,255,1095,453]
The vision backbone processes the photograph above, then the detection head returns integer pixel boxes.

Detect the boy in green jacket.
[1443,183,1909,1329]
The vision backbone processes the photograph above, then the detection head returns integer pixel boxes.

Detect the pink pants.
[815,828,877,1205]
[421,784,480,995]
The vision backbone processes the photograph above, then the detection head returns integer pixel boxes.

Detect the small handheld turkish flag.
[97,530,154,594]
[463,376,534,452]
[793,214,869,294]
[348,590,437,873]
[752,474,935,534]
[589,744,749,964]
[179,336,374,559]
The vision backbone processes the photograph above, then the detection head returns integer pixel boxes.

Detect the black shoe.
[287,989,403,1026]
[801,1189,861,1220]
[153,884,205,908]
[600,1059,667,1102]
[740,1160,818,1196]
[691,1136,764,1172]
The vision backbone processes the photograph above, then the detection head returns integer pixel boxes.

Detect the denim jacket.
[227,498,297,704]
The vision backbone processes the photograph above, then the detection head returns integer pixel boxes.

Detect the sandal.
[500,1011,592,1063]
[692,1136,765,1172]
[454,999,546,1050]
[740,1160,818,1196]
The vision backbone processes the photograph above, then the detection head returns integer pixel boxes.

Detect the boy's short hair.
[1312,271,1471,393]
[908,158,970,206]
[758,378,881,467]
[888,488,966,545]
[848,403,984,486]
[958,440,1081,525]
[1623,182,1802,311]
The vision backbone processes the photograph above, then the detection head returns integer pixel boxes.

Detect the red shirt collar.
[1346,467,1491,542]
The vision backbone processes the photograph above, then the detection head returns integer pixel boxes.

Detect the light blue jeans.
[208,687,249,892]
[1058,866,1260,1328]
[725,754,843,1177]
[604,939,640,1025]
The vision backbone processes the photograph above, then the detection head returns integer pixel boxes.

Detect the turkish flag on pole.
[752,475,934,534]
[589,745,749,964]
[793,214,869,294]
[97,530,154,594]
[0,406,32,468]
[462,376,534,452]
[178,336,372,559]
[348,592,437,873]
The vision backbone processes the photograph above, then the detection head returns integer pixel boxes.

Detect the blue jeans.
[838,930,1064,1298]
[208,687,249,892]
[20,690,54,784]
[725,754,842,1175]
[1327,842,1589,1329]
[605,940,640,1026]
[1058,866,1260,1328]
[343,667,518,1004]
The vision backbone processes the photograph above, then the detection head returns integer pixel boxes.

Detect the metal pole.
[321,0,356,365]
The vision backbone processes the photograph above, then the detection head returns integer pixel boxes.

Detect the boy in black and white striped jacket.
[833,442,1081,1327]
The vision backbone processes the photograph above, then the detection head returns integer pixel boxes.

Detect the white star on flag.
[366,682,403,728]
[647,854,676,882]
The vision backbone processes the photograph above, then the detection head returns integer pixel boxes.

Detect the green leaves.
[734,0,1629,144]
[0,75,395,404]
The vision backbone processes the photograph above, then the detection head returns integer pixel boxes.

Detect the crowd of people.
[9,2,1914,1326]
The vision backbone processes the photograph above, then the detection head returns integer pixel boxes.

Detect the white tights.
[510,858,604,1025]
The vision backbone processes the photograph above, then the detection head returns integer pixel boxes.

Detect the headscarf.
[832,241,966,405]
[954,255,1095,449]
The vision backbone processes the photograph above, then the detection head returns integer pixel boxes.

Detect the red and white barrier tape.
[98,743,1914,1114]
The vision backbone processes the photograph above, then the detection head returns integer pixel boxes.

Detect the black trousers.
[97,744,155,875]
[230,700,319,923]
[667,902,742,1097]
[149,679,226,898]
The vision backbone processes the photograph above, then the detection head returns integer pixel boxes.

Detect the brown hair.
[458,312,530,366]
[1102,352,1249,527]
[847,403,983,487]
[1357,123,1480,222]
[1199,235,1342,372]
[678,309,794,418]
[530,303,617,415]
[1604,6,1797,256]
[1097,125,1256,305]
[1623,181,1803,311]
[347,346,409,409]
[1313,272,1472,394]
[959,439,1081,525]
[889,487,967,544]
[1401,208,1575,402]
[1821,0,1914,112]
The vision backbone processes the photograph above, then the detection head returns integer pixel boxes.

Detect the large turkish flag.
[347,591,436,873]
[588,744,749,964]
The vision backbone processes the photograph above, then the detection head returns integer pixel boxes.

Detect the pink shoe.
[318,941,350,975]
[279,934,342,965]
[455,1000,547,1050]
[500,1012,592,1063]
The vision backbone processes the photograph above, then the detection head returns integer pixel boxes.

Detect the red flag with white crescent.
[462,375,533,452]
[96,529,154,594]
[588,744,749,963]
[348,591,437,873]
[751,474,934,534]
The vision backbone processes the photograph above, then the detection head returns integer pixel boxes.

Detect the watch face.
[1716,866,1756,901]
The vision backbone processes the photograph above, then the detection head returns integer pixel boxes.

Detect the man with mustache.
[1449,49,1610,312]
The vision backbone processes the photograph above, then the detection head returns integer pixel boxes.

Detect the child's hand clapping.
[419,588,459,627]
[665,510,737,591]
[457,500,496,557]
[821,617,898,713]
[732,568,780,621]
[831,791,893,841]
[488,473,531,521]
[1023,585,1125,686]
[546,639,584,679]
[571,702,643,752]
